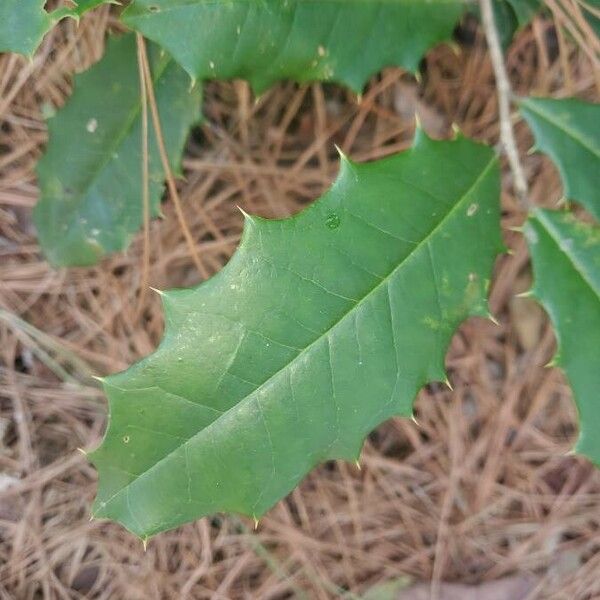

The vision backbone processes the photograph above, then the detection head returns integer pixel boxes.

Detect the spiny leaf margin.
[122,0,466,94]
[0,0,116,56]
[89,132,503,539]
[519,96,600,221]
[524,209,600,466]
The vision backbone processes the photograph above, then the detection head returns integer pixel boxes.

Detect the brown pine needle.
[135,34,151,319]
[137,36,207,278]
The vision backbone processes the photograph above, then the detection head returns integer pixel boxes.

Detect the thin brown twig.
[135,34,151,318]
[137,36,207,277]
[479,0,531,212]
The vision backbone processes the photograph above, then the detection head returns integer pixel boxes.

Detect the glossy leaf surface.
[34,34,201,267]
[525,210,600,465]
[519,97,600,221]
[90,134,502,538]
[122,0,465,93]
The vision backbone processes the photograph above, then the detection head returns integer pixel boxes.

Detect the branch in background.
[479,0,531,211]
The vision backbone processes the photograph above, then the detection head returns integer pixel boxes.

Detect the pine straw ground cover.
[0,4,599,599]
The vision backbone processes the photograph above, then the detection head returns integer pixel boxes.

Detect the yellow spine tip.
[253,517,260,530]
[516,290,533,299]
[487,313,500,326]
[414,112,422,131]
[236,205,255,222]
[444,377,453,391]
[334,144,349,162]
[354,460,361,471]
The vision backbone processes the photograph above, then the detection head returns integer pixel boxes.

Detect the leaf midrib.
[100,153,497,510]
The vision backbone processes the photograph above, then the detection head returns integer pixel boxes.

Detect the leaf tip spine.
[149,286,165,297]
[515,290,534,299]
[448,42,462,57]
[142,537,149,552]
[354,460,361,471]
[76,447,87,456]
[334,143,349,162]
[486,313,500,326]
[413,120,430,148]
[410,414,421,427]
[443,377,453,391]
[236,204,257,226]
[253,516,260,530]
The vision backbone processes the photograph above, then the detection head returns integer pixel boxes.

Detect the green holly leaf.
[90,133,502,538]
[492,1,520,49]
[122,0,465,94]
[524,210,600,465]
[505,0,541,26]
[34,34,201,267]
[0,0,53,55]
[519,97,600,221]
[582,0,600,37]
[72,0,119,17]
[0,0,113,56]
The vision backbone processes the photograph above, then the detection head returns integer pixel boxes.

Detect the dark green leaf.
[34,34,201,267]
[0,0,113,56]
[581,0,600,37]
[525,209,600,466]
[122,0,466,93]
[0,0,53,56]
[519,97,600,221]
[90,133,502,538]
[72,0,119,17]
[505,0,541,26]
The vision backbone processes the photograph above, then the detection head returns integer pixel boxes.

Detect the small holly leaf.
[34,34,201,267]
[519,97,600,221]
[0,0,114,56]
[122,0,465,93]
[90,133,502,538]
[524,210,600,465]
